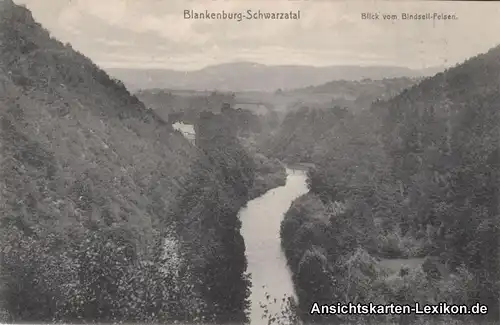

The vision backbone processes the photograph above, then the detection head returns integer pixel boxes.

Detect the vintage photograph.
[0,0,499,324]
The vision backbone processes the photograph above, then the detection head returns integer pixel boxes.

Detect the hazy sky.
[13,0,500,71]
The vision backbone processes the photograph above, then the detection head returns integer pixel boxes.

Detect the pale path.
[240,168,309,324]
[172,122,195,144]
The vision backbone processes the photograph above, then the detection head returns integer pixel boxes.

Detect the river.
[174,123,308,323]
[240,168,309,324]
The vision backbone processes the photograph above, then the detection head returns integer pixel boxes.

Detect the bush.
[0,225,196,323]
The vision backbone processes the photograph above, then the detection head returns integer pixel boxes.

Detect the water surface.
[240,168,309,324]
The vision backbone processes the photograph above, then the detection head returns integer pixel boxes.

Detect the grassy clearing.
[378,258,426,275]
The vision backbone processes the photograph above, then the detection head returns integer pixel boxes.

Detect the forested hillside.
[277,77,420,114]
[260,106,350,163]
[259,77,422,163]
[289,77,420,101]
[278,45,500,324]
[0,1,253,323]
[140,89,286,199]
[167,111,257,324]
[375,45,500,320]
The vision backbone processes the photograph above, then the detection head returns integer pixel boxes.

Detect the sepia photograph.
[0,0,499,324]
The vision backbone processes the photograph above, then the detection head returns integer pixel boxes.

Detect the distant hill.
[284,77,422,112]
[288,77,421,97]
[106,62,444,92]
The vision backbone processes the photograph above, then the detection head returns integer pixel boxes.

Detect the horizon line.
[101,61,449,72]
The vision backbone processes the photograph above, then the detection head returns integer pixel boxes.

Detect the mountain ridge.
[106,62,446,92]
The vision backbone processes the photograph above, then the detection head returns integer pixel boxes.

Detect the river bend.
[240,168,309,324]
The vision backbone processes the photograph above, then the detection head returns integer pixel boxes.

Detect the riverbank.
[172,120,294,322]
[172,122,287,201]
[248,154,287,200]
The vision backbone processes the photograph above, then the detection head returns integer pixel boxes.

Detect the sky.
[13,0,500,71]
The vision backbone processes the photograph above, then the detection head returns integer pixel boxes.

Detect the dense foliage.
[166,111,257,324]
[259,77,432,164]
[376,46,500,320]
[136,89,236,124]
[0,2,257,323]
[292,77,420,98]
[275,46,500,324]
[260,106,350,163]
[247,151,287,199]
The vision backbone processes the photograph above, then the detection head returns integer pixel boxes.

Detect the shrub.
[0,225,195,323]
